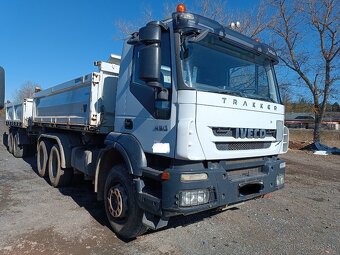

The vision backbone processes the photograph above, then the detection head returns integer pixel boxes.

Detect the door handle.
[124,119,133,130]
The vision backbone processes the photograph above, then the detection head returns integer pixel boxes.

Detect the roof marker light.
[230,21,241,30]
[177,3,187,12]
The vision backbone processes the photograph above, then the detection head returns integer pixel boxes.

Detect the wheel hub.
[107,185,127,218]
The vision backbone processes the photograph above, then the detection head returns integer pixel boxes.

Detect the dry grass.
[289,129,340,149]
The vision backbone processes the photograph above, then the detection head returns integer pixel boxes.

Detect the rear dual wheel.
[7,132,14,154]
[8,131,28,158]
[48,145,73,187]
[13,133,24,158]
[37,140,52,177]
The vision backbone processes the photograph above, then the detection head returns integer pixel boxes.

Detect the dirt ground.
[0,118,339,255]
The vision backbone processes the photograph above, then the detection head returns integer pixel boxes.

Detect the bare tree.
[269,0,339,142]
[192,0,272,38]
[14,81,40,103]
[115,4,155,36]
[116,0,271,38]
[280,82,293,106]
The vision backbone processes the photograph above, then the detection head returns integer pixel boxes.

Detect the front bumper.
[161,156,285,217]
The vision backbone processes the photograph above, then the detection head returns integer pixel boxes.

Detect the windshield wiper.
[203,87,245,97]
[210,87,276,103]
[188,29,210,43]
[221,91,245,97]
[243,94,276,103]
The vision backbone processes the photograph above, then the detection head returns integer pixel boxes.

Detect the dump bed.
[33,56,120,133]
[6,98,33,128]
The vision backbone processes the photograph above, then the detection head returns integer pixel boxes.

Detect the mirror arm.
[147,81,163,89]
[127,32,140,45]
[157,88,169,101]
[148,21,168,31]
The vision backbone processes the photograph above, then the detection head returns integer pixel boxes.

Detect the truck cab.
[103,8,288,235]
[116,12,288,159]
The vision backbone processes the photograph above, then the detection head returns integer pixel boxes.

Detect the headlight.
[282,126,289,153]
[279,162,286,169]
[180,189,210,207]
[276,174,285,186]
[181,173,208,181]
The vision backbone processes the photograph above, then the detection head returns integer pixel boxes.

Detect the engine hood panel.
[195,91,285,159]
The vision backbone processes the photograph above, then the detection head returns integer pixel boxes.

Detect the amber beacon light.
[177,3,187,12]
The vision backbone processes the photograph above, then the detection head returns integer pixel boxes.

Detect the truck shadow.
[20,153,111,230]
[3,132,8,148]
[155,207,239,234]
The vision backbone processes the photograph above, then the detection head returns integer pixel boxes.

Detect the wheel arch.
[94,133,147,200]
[38,133,81,168]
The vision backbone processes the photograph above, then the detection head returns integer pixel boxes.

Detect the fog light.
[276,174,285,186]
[279,162,286,169]
[180,189,209,207]
[181,173,208,182]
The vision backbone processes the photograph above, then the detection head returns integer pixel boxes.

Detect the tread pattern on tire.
[13,133,24,158]
[8,132,14,154]
[104,164,148,239]
[48,145,73,187]
[37,140,52,177]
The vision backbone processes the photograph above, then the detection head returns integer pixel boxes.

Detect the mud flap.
[142,212,169,230]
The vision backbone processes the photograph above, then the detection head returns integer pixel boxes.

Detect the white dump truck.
[1,4,288,239]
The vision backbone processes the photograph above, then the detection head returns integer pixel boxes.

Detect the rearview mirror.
[0,66,5,109]
[139,44,162,88]
[139,22,161,44]
[138,22,162,88]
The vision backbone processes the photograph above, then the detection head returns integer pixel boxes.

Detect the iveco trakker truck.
[2,5,289,239]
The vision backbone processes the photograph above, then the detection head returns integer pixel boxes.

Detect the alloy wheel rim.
[107,185,127,218]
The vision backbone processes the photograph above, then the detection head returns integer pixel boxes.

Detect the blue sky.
[0,0,256,101]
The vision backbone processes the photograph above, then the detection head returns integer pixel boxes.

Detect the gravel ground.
[0,118,339,255]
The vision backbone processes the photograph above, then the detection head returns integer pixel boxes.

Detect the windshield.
[180,34,280,103]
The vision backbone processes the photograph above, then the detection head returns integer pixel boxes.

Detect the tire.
[37,140,52,177]
[13,133,24,158]
[104,164,148,239]
[8,132,14,154]
[48,145,73,187]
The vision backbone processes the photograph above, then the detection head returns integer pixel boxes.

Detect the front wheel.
[104,164,147,239]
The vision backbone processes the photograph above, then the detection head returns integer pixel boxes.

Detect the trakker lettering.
[221,97,278,111]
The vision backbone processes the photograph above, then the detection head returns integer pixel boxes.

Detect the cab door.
[116,31,177,158]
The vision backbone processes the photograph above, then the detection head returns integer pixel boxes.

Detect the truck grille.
[215,142,271,151]
[212,127,276,138]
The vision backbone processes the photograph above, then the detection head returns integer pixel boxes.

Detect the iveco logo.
[235,128,266,139]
